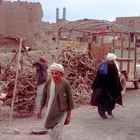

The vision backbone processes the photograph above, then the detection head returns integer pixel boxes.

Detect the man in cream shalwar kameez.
[37,63,74,140]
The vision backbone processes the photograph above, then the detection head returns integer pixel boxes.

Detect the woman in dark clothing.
[90,53,123,119]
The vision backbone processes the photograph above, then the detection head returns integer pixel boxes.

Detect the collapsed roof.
[58,19,136,39]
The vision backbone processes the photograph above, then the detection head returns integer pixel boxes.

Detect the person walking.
[90,53,123,119]
[28,56,48,115]
[37,63,74,140]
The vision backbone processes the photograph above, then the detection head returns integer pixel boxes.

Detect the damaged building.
[0,0,43,47]
[1,0,140,49]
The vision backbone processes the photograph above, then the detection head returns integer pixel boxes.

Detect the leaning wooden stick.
[9,37,23,124]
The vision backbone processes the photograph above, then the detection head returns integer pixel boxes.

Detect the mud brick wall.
[0,1,43,46]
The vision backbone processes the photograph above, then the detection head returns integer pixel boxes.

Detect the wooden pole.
[9,38,23,124]
[3,49,19,76]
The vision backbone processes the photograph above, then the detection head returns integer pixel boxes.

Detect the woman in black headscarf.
[90,53,123,119]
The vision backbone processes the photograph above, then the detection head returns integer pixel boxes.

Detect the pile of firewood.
[57,48,99,107]
[0,70,36,116]
[0,47,100,115]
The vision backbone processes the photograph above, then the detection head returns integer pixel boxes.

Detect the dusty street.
[0,86,140,140]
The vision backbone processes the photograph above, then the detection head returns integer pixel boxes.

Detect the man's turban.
[49,63,64,74]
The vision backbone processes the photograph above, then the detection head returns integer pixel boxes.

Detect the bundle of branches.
[0,47,101,113]
[57,48,99,107]
[0,69,36,116]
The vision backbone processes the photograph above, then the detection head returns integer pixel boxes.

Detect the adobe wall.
[116,16,140,32]
[0,1,43,47]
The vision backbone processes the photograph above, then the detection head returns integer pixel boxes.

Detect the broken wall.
[0,1,43,47]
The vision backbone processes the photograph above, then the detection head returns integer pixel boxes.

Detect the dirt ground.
[0,47,140,140]
[0,84,140,140]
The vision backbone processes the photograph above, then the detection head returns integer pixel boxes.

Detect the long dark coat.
[90,61,123,108]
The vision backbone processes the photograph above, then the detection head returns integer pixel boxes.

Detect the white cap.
[106,53,117,61]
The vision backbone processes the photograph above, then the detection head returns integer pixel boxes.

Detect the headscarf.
[106,53,117,61]
[49,63,64,74]
[106,53,120,72]
[39,56,47,63]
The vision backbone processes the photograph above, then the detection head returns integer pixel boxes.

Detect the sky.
[6,0,140,23]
